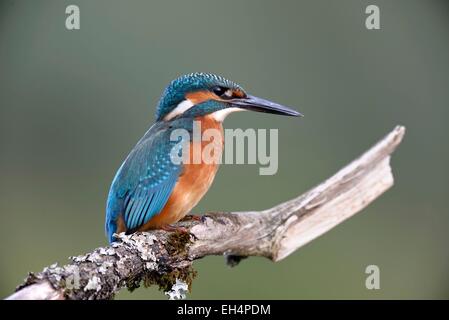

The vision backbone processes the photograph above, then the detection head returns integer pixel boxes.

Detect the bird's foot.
[181,214,202,222]
[161,224,189,234]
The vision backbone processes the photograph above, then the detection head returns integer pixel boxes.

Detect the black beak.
[231,95,303,117]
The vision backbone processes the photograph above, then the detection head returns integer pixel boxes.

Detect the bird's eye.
[212,86,226,96]
[212,86,233,99]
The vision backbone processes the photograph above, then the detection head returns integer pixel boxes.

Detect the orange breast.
[139,115,224,230]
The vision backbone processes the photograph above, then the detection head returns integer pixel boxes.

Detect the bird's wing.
[106,122,186,236]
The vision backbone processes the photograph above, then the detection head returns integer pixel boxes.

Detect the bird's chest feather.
[177,115,223,202]
[143,116,223,228]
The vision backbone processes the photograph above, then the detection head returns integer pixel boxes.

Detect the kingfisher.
[105,73,302,243]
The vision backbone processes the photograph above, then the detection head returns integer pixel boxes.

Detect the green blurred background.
[1,0,448,299]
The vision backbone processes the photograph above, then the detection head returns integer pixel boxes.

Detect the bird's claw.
[181,214,203,222]
[161,224,189,234]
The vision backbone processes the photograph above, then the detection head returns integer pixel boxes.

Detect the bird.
[105,72,302,243]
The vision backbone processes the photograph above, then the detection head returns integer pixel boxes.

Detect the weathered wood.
[5,126,405,300]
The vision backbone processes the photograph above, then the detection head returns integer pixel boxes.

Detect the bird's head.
[155,73,302,122]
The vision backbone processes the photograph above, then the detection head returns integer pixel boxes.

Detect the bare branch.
[5,126,405,300]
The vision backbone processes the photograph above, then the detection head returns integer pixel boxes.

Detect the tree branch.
[6,126,405,300]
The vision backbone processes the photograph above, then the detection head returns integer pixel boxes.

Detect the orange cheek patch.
[232,89,245,98]
[186,89,246,105]
[185,91,218,104]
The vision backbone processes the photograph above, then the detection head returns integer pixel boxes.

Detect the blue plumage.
[106,119,192,243]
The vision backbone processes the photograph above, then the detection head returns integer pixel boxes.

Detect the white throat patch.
[211,107,244,122]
